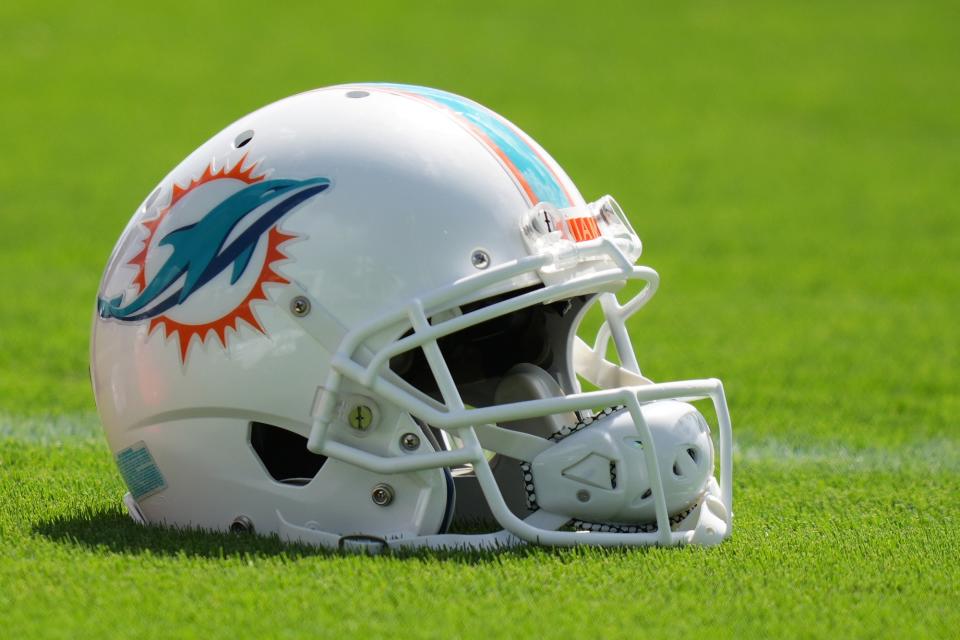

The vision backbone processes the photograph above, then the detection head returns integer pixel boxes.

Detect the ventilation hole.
[609,461,617,489]
[687,447,698,463]
[673,461,682,477]
[250,422,326,484]
[346,90,370,99]
[641,488,652,500]
[234,129,254,149]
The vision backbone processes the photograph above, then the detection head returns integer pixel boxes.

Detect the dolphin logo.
[99,176,329,322]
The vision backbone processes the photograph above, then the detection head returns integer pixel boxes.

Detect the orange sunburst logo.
[102,154,331,362]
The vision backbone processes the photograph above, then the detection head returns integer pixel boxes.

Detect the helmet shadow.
[31,507,645,563]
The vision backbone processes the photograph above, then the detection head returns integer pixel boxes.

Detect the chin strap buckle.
[337,533,390,554]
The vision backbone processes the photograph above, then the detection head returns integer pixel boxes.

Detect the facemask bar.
[303,204,732,548]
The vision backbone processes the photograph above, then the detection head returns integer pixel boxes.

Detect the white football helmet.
[91,83,733,550]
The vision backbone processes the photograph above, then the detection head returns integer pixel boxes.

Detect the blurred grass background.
[0,1,958,637]
[2,0,957,447]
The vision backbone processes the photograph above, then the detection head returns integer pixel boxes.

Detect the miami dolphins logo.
[98,155,330,361]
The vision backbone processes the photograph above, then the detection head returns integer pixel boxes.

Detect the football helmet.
[91,83,733,550]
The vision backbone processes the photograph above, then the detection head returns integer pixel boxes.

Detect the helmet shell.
[91,84,585,539]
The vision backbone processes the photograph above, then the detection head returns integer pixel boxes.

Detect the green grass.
[1,0,959,637]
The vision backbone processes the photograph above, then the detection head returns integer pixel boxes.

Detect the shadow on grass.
[32,506,639,563]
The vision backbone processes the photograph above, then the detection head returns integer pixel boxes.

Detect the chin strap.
[573,337,653,388]
[275,509,570,553]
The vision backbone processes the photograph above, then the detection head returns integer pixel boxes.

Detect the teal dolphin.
[98,176,329,322]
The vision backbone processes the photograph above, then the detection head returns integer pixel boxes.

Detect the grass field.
[2,1,959,637]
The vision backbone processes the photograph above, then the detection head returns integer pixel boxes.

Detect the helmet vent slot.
[687,447,698,463]
[250,422,326,484]
[233,130,254,149]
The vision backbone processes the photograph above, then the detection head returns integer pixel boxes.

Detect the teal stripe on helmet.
[373,83,573,207]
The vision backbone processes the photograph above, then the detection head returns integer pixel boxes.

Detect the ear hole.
[673,461,682,476]
[250,422,326,485]
[641,488,652,500]
[687,447,698,463]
